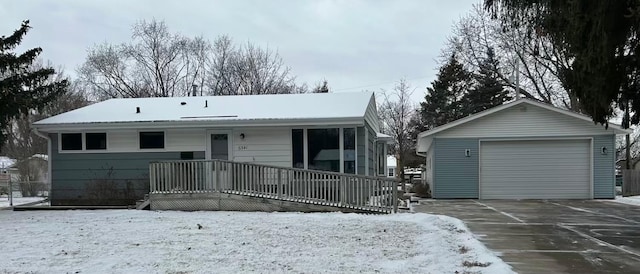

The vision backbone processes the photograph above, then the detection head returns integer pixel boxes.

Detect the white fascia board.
[33,117,365,132]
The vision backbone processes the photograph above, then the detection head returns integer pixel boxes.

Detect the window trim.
[60,133,83,151]
[58,132,109,153]
[290,126,359,174]
[376,142,386,176]
[138,130,166,150]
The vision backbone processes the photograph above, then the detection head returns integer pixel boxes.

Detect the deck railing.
[149,159,399,213]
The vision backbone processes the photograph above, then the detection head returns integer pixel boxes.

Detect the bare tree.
[446,4,580,111]
[79,19,303,98]
[205,38,300,95]
[378,79,417,179]
[78,19,207,99]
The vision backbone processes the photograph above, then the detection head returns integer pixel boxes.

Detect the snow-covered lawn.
[0,210,513,273]
[0,196,46,208]
[610,195,640,206]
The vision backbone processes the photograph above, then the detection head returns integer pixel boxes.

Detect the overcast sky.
[0,0,479,103]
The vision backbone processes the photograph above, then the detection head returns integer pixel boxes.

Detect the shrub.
[412,182,431,198]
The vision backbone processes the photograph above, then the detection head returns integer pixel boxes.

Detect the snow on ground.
[0,210,513,274]
[0,195,46,208]
[610,195,640,206]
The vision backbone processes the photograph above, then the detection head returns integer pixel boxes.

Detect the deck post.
[215,161,220,191]
[392,179,398,213]
[277,170,283,199]
[339,176,346,206]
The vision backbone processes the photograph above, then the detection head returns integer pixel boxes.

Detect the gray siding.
[357,127,365,175]
[433,138,479,198]
[367,123,375,176]
[594,135,615,198]
[50,133,204,205]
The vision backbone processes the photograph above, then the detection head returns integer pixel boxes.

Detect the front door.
[207,131,232,190]
[209,133,230,160]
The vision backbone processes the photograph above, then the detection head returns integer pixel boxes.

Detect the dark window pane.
[343,128,356,174]
[86,133,107,150]
[377,142,385,175]
[210,134,229,160]
[61,133,82,150]
[180,152,194,160]
[292,129,304,169]
[140,132,165,149]
[308,128,339,172]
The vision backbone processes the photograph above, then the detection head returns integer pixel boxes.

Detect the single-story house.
[33,92,392,206]
[416,98,630,200]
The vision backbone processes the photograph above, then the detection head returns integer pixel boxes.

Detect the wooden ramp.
[146,159,399,214]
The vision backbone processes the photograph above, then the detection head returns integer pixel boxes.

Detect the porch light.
[601,147,607,155]
[465,149,471,157]
[240,133,245,139]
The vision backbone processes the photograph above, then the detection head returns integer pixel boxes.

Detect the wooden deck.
[148,159,399,213]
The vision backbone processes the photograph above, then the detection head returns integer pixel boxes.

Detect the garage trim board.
[478,137,593,199]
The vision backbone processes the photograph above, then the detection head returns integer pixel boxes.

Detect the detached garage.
[416,99,629,199]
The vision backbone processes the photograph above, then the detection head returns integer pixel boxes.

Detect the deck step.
[136,199,151,210]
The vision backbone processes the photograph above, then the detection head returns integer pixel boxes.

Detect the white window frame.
[291,126,359,173]
[58,132,109,153]
[137,130,167,151]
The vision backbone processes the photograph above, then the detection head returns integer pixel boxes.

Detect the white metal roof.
[35,92,374,129]
[418,98,630,139]
[416,99,631,154]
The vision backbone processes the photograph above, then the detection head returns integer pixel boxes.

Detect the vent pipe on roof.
[192,84,198,97]
[136,107,140,114]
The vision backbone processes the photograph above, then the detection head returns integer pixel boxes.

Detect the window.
[307,128,339,172]
[61,133,82,150]
[343,128,356,174]
[377,142,385,175]
[86,133,107,150]
[388,168,395,177]
[139,132,165,149]
[292,129,304,169]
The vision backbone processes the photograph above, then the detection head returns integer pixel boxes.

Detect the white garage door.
[480,139,591,199]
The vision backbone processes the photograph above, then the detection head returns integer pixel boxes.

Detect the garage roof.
[416,99,631,153]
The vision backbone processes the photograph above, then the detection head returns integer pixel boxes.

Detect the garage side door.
[480,139,591,199]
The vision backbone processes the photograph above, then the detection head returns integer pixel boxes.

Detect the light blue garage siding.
[433,135,616,199]
[433,138,479,198]
[50,133,205,206]
[593,135,615,198]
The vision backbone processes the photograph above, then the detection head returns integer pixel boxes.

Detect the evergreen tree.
[313,80,330,93]
[485,0,640,127]
[418,55,472,129]
[460,48,510,116]
[0,20,67,151]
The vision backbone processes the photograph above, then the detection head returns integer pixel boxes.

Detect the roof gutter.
[33,117,366,133]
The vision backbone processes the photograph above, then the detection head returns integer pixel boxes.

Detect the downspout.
[33,128,52,204]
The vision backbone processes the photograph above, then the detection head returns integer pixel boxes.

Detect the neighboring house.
[387,155,397,178]
[33,92,391,206]
[616,159,640,171]
[416,98,629,200]
[13,154,49,182]
[0,156,16,174]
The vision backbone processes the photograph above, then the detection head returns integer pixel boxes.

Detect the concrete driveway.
[413,200,640,274]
